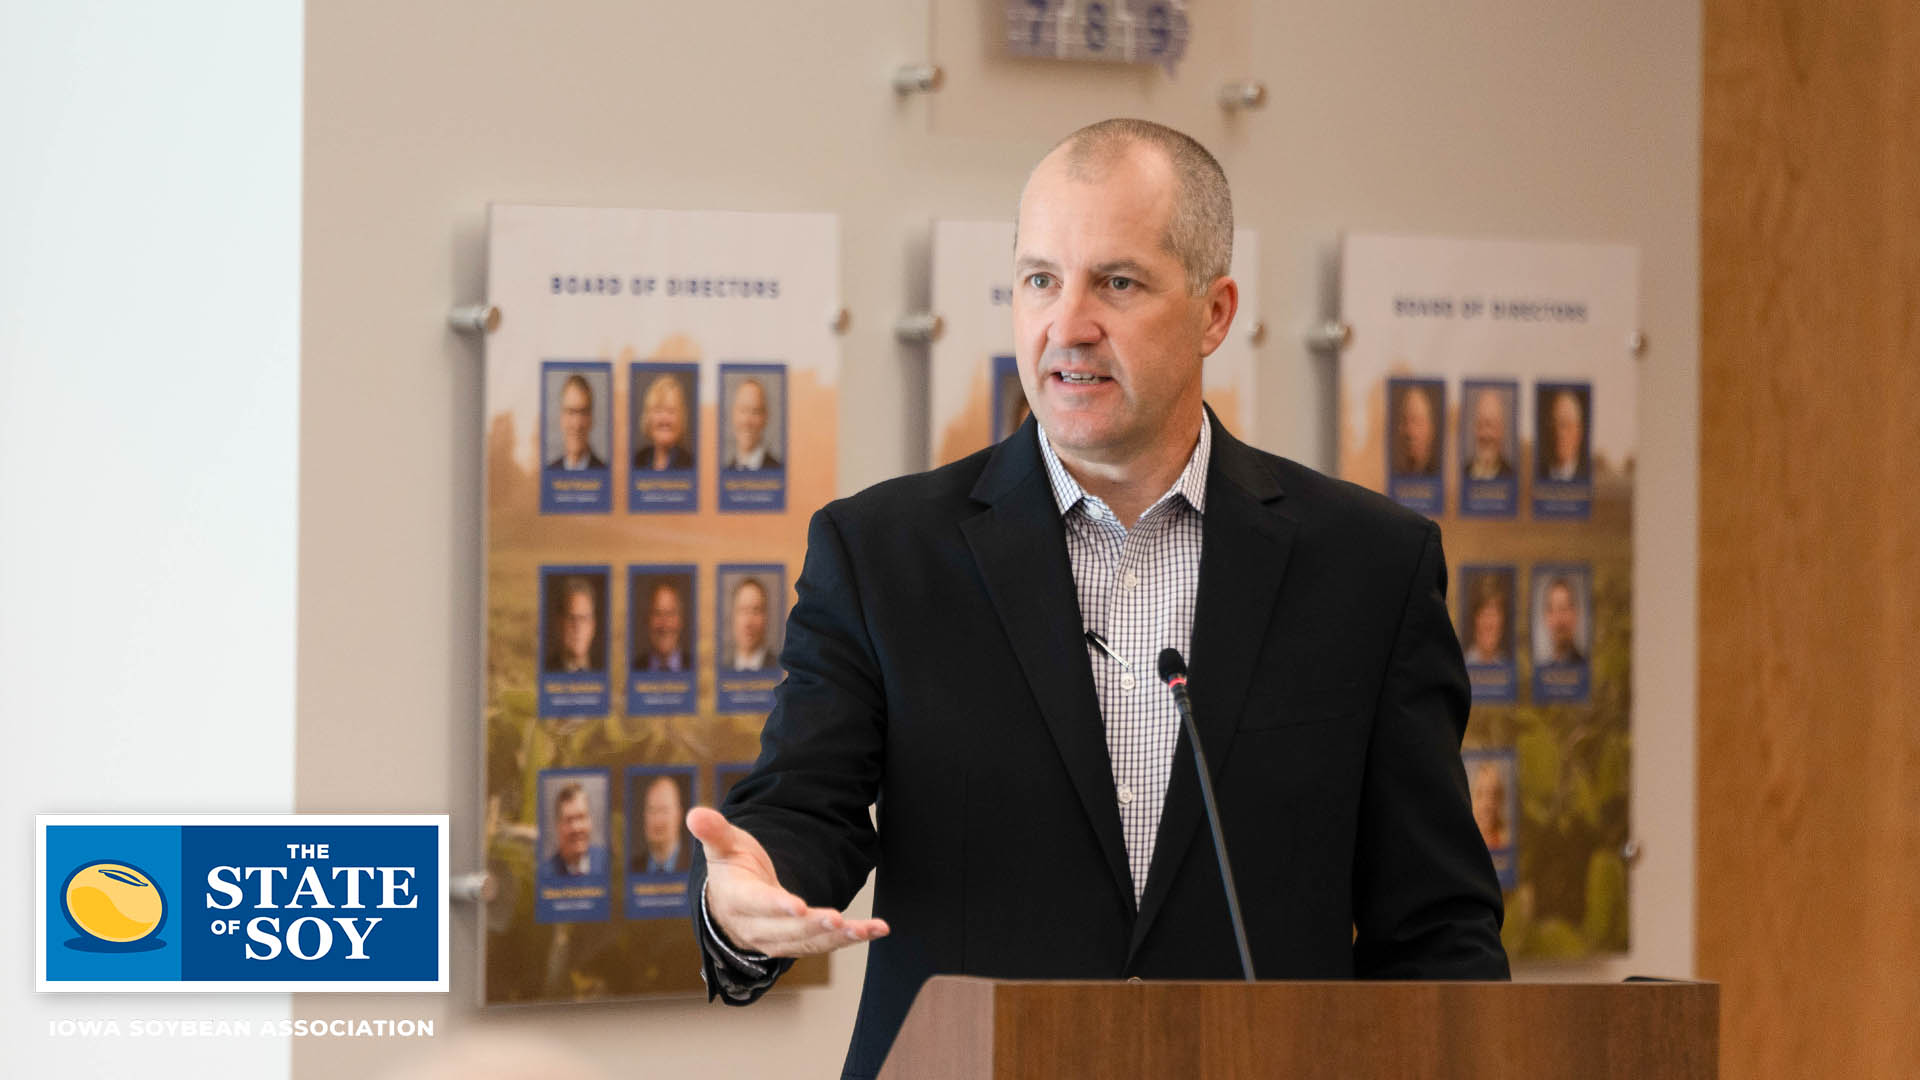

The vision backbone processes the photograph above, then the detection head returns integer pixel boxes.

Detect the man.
[634,774,693,875]
[635,580,689,673]
[545,576,604,673]
[548,373,607,471]
[1392,383,1440,476]
[725,577,772,671]
[547,782,605,878]
[1542,576,1585,665]
[723,378,781,471]
[1465,387,1514,481]
[1540,388,1587,482]
[689,119,1506,1079]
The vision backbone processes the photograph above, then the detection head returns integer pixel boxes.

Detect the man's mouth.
[1054,372,1109,384]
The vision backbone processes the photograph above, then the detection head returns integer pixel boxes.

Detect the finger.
[739,910,892,958]
[686,807,743,856]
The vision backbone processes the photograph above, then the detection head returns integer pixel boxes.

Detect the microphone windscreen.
[1157,648,1187,683]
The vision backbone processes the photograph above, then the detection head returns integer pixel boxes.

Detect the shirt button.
[1120,672,1136,692]
[1117,784,1134,805]
[1121,571,1139,590]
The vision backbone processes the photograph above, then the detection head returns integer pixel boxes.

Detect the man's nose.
[1048,282,1103,349]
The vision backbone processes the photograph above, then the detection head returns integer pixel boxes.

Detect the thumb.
[687,806,745,857]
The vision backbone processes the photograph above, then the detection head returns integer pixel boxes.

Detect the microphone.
[1158,648,1255,982]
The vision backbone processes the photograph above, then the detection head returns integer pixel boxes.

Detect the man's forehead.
[1019,149,1175,243]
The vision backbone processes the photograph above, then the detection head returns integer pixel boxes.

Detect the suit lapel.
[961,421,1135,910]
[1127,416,1297,962]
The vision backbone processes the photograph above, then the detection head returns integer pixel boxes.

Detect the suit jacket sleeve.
[1351,522,1510,979]
[690,505,887,1001]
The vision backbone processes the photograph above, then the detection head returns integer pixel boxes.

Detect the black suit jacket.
[724,449,782,471]
[547,451,607,471]
[692,414,1506,1079]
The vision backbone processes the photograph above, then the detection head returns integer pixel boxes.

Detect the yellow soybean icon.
[65,862,165,943]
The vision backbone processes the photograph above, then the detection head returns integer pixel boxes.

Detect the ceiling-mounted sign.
[1003,0,1190,71]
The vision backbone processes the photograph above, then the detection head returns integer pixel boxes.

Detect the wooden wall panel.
[1700,2,1920,1078]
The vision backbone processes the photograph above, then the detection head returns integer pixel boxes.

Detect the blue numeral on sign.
[1085,2,1107,51]
[1145,3,1169,55]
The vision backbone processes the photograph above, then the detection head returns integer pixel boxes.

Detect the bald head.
[1018,118,1233,295]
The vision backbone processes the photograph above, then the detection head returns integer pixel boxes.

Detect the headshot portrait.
[1462,747,1518,892]
[543,366,611,472]
[1531,566,1592,667]
[720,366,786,472]
[712,762,755,807]
[539,770,609,880]
[631,569,694,674]
[1462,381,1517,482]
[1388,378,1444,477]
[1467,755,1513,852]
[628,769,695,876]
[631,365,697,473]
[719,569,782,673]
[1535,382,1593,483]
[1459,566,1516,666]
[542,570,609,674]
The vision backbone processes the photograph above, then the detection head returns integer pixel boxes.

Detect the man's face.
[1473,599,1505,656]
[1473,390,1505,460]
[1551,392,1584,468]
[645,384,685,448]
[732,381,767,455]
[643,777,682,857]
[731,581,768,655]
[1546,584,1578,651]
[1011,145,1230,466]
[562,589,596,667]
[647,584,683,657]
[1399,389,1435,470]
[560,381,592,460]
[556,793,591,863]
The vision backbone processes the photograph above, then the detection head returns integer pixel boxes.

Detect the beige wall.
[298,2,1700,1076]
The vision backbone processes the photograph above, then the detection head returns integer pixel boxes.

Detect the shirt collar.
[1035,416,1211,519]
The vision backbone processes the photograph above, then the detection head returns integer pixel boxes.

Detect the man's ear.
[1198,276,1240,358]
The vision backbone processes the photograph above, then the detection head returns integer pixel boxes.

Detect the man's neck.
[1054,417,1203,527]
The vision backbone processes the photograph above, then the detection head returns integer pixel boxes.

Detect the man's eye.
[1026,273,1053,289]
[1109,277,1135,291]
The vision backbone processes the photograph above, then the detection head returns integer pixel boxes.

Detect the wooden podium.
[878,977,1718,1079]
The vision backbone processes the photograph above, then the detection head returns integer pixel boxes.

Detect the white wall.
[0,1,304,1077]
[297,1,1698,1076]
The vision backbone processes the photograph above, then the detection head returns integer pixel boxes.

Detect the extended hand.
[688,806,890,958]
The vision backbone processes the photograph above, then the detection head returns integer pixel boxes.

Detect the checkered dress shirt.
[1037,420,1210,903]
[702,420,1212,994]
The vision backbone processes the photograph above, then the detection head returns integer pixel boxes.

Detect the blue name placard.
[38,815,448,992]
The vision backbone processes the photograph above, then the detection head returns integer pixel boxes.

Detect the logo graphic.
[37,815,448,992]
[61,861,168,950]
